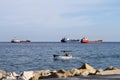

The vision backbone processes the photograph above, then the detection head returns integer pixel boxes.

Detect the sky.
[0,0,120,42]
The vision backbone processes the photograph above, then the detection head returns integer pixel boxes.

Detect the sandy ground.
[41,74,120,80]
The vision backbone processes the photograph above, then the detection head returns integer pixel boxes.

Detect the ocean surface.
[0,42,120,73]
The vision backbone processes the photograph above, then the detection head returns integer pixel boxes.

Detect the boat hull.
[61,37,80,43]
[61,40,80,43]
[11,39,31,43]
[53,55,72,60]
[61,37,103,43]
[81,40,103,43]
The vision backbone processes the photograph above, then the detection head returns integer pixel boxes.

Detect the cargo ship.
[11,38,31,43]
[80,37,103,43]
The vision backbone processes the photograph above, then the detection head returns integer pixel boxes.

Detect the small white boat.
[53,55,72,60]
[53,50,72,60]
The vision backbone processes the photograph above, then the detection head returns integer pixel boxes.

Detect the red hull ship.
[81,37,103,43]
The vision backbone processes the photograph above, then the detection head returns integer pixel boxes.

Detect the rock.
[96,69,120,75]
[78,63,96,74]
[31,70,51,80]
[57,69,66,73]
[52,72,67,78]
[46,69,68,78]
[2,72,18,80]
[104,66,118,70]
[95,68,104,74]
[0,70,6,79]
[2,64,120,80]
[66,68,80,77]
[0,73,2,79]
[18,71,34,80]
[79,63,95,70]
[80,70,89,76]
[54,69,67,78]
[31,71,40,80]
[40,70,51,77]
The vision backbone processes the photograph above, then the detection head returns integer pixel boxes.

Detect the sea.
[0,42,120,73]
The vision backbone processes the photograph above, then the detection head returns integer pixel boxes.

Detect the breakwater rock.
[1,63,120,80]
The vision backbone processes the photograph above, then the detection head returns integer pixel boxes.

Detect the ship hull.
[81,40,103,43]
[11,39,31,43]
[61,37,103,43]
[61,39,80,43]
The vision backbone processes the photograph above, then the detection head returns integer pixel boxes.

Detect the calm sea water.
[0,42,120,73]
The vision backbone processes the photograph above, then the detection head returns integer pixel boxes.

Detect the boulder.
[31,70,51,80]
[53,72,67,78]
[79,63,95,70]
[3,72,18,80]
[0,70,6,79]
[54,69,67,78]
[57,69,66,73]
[46,69,68,78]
[31,71,40,80]
[104,66,118,70]
[79,70,89,76]
[66,68,80,77]
[78,63,96,74]
[96,69,120,75]
[18,71,34,80]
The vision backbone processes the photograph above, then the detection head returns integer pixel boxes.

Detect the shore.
[41,75,120,80]
[1,63,120,80]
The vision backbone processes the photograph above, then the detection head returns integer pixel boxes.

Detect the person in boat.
[65,53,71,56]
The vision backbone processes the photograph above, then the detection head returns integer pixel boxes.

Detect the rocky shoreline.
[1,63,120,80]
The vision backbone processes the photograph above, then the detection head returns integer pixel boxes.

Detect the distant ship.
[61,37,80,43]
[11,38,31,43]
[80,37,103,43]
[61,37,103,43]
